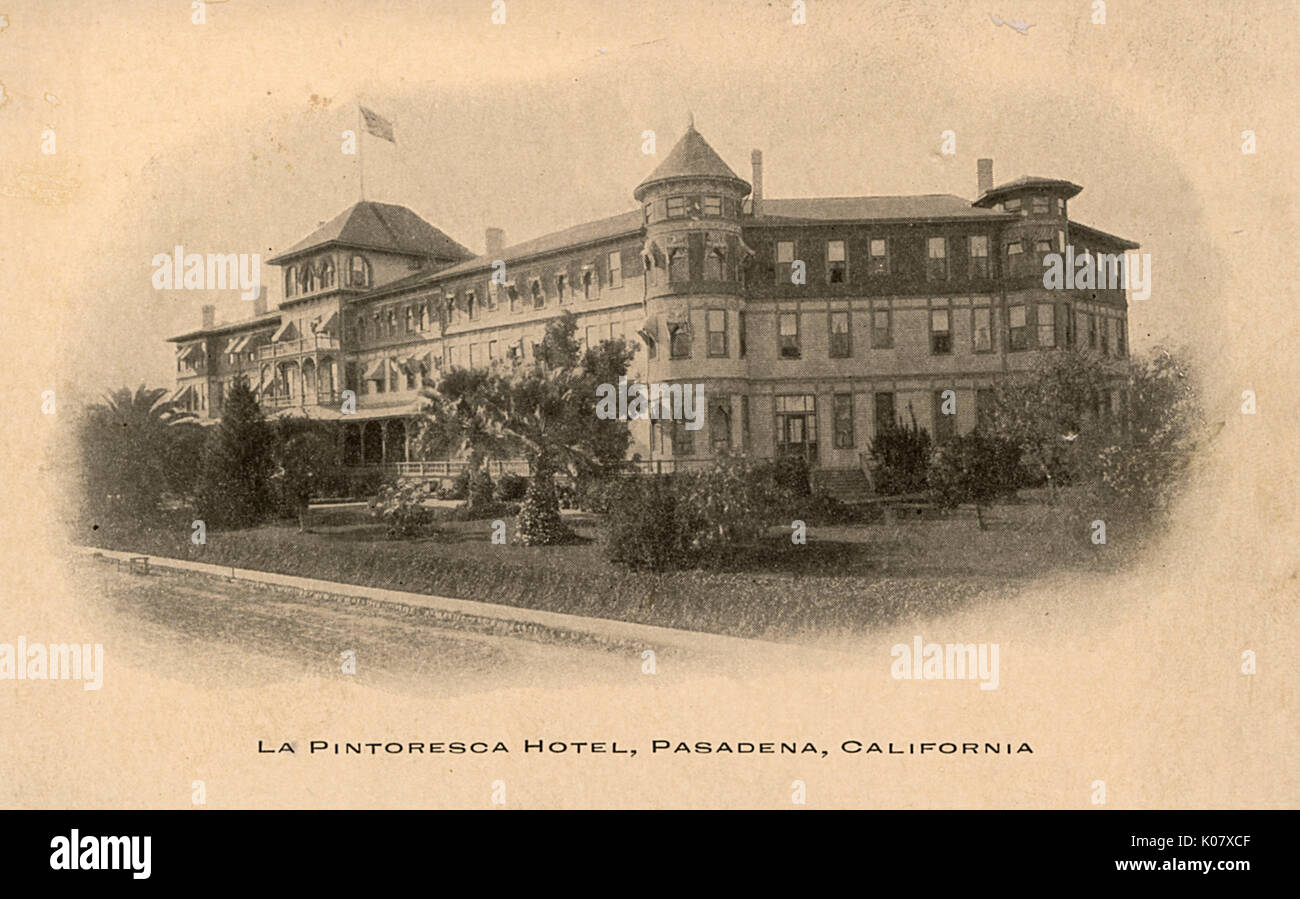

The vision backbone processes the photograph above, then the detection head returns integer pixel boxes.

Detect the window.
[405,307,414,333]
[418,305,427,331]
[1100,317,1110,356]
[930,308,952,354]
[1088,313,1098,348]
[350,255,370,287]
[285,270,295,298]
[582,269,595,300]
[1116,319,1126,356]
[775,395,817,461]
[972,307,992,352]
[975,388,996,431]
[1006,241,1024,256]
[643,202,652,224]
[778,312,801,359]
[1056,199,1065,215]
[829,311,851,358]
[468,344,478,369]
[530,279,544,309]
[873,392,896,434]
[1009,305,1028,350]
[968,235,990,278]
[872,308,892,348]
[738,310,747,358]
[321,258,334,288]
[507,283,520,312]
[466,291,477,321]
[709,399,731,454]
[668,320,692,359]
[386,308,397,336]
[1003,198,1022,213]
[1063,303,1074,347]
[741,395,751,450]
[933,390,957,443]
[405,364,417,391]
[869,238,889,275]
[670,420,694,456]
[1037,304,1055,347]
[1032,197,1050,215]
[668,246,689,282]
[833,394,854,449]
[927,237,949,280]
[707,309,727,357]
[1034,237,1054,254]
[666,197,686,218]
[555,274,567,304]
[704,243,726,280]
[826,240,847,283]
[1057,230,1066,252]
[489,340,498,361]
[388,358,400,393]
[703,196,722,217]
[607,251,622,288]
[776,241,795,283]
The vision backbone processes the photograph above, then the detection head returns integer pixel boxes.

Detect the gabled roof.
[753,195,1016,223]
[366,209,645,293]
[267,201,474,265]
[973,176,1083,208]
[634,125,749,200]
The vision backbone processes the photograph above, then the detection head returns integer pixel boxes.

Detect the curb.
[75,546,841,661]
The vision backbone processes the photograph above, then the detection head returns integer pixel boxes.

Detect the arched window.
[350,255,370,288]
[530,279,543,309]
[669,247,690,282]
[320,258,335,288]
[297,265,310,293]
[705,245,726,281]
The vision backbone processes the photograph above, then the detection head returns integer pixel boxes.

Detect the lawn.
[79,498,1135,641]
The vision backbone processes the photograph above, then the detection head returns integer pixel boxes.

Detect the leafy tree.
[269,420,340,531]
[866,405,933,495]
[926,432,1022,529]
[1085,348,1205,515]
[197,381,273,528]
[76,385,199,522]
[988,349,1120,500]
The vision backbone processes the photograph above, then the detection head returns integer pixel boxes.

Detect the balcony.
[261,390,342,409]
[258,335,341,360]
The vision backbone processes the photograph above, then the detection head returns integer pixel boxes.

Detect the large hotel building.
[168,124,1137,488]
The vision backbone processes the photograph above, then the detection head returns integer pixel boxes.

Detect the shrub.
[516,475,576,545]
[604,477,699,571]
[494,472,529,502]
[796,492,879,526]
[926,433,1022,529]
[368,480,438,539]
[467,467,494,510]
[674,456,793,548]
[443,468,470,500]
[574,477,620,514]
[867,410,933,495]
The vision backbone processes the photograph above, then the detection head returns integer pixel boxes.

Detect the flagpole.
[357,101,365,202]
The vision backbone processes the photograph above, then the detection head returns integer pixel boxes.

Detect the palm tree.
[79,385,200,519]
[415,367,515,511]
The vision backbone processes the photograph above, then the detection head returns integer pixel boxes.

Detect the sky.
[1,0,1295,417]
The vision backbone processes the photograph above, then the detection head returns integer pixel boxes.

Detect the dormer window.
[350,255,371,288]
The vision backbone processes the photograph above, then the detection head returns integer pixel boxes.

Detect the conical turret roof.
[634,124,749,200]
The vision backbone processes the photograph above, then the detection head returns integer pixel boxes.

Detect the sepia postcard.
[0,0,1296,876]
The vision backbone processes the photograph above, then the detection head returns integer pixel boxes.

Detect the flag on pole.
[359,106,396,143]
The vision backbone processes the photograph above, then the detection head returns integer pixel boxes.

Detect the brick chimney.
[201,304,216,329]
[977,158,994,196]
[750,150,763,217]
[485,227,506,258]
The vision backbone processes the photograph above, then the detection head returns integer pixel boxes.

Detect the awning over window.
[170,384,194,403]
[636,314,659,345]
[222,337,240,354]
[270,320,298,343]
[177,343,203,362]
[230,335,251,354]
[362,359,386,381]
[316,310,338,335]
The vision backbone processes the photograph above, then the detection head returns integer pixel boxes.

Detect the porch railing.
[257,335,341,359]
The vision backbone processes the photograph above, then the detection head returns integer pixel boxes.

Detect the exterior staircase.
[810,467,873,503]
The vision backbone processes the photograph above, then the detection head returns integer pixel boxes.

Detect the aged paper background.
[1,0,1296,808]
